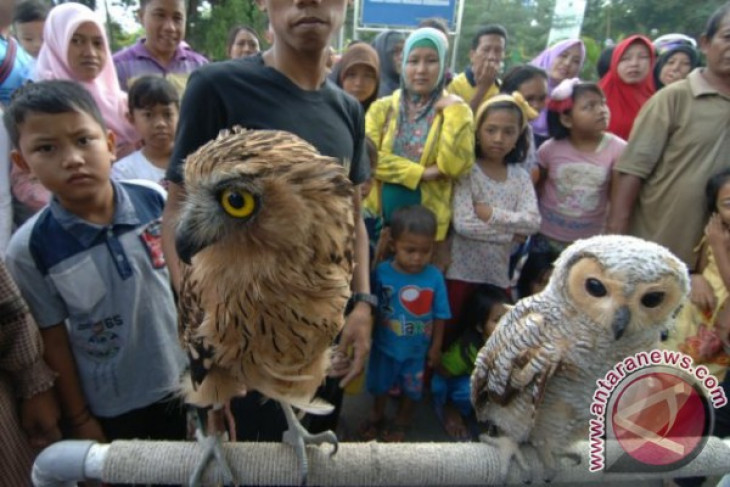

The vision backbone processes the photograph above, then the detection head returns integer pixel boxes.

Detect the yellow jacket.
[365,89,475,240]
[447,72,499,107]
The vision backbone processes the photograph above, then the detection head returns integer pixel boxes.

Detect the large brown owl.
[471,235,689,483]
[175,127,355,485]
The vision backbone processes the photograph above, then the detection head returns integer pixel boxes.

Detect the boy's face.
[257,0,348,55]
[129,102,179,154]
[391,231,433,275]
[14,20,45,58]
[139,0,186,58]
[11,111,116,209]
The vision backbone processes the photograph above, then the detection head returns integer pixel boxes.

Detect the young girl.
[446,93,540,333]
[500,65,549,180]
[32,2,138,156]
[666,169,730,376]
[599,35,655,141]
[532,78,626,256]
[361,205,451,442]
[332,42,380,112]
[431,284,508,440]
[111,76,180,186]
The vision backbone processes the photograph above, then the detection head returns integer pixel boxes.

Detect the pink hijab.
[33,3,138,148]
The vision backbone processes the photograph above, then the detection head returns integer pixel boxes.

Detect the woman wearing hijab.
[33,2,138,154]
[365,27,474,268]
[529,39,586,147]
[653,34,700,89]
[372,30,406,98]
[599,35,656,141]
[330,42,380,112]
[12,2,139,222]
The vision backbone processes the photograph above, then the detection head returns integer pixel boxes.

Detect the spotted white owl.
[471,235,690,482]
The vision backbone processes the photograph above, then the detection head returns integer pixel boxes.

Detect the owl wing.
[471,305,564,417]
[177,263,215,390]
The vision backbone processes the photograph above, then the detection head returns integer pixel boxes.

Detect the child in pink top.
[533,78,626,254]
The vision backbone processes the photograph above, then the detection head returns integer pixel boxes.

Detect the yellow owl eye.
[220,189,256,218]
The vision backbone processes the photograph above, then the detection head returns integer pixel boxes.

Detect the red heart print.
[399,285,434,317]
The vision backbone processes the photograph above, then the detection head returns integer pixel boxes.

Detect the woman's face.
[617,42,652,84]
[67,22,107,82]
[550,44,582,82]
[659,51,693,86]
[518,76,548,113]
[404,46,440,96]
[229,30,260,59]
[342,64,377,103]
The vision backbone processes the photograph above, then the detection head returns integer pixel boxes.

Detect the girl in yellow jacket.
[365,27,474,267]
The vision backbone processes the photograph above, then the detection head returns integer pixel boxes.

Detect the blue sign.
[362,0,457,28]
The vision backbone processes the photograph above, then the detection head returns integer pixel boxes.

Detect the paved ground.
[337,387,456,443]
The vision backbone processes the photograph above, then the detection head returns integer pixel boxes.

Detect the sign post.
[352,0,464,71]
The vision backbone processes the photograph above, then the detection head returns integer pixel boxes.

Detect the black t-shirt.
[167,54,368,186]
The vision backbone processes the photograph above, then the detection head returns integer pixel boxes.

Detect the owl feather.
[176,127,355,415]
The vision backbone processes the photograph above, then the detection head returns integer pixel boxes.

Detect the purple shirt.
[112,39,208,95]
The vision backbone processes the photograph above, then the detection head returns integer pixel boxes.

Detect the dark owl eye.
[641,292,665,308]
[220,189,256,218]
[585,278,607,297]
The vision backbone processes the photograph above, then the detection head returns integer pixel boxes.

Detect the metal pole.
[32,438,730,486]
[450,0,467,72]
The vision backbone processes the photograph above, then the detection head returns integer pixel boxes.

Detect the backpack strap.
[0,37,18,87]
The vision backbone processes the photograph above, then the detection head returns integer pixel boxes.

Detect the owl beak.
[175,221,206,265]
[612,306,631,340]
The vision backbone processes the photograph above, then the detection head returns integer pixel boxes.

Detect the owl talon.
[282,403,338,485]
[479,433,531,483]
[189,428,236,487]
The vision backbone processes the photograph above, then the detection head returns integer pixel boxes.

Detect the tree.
[582,0,723,46]
[186,0,268,61]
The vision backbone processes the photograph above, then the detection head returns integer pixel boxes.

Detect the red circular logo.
[612,372,706,466]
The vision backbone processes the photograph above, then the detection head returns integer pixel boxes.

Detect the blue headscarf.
[400,27,448,93]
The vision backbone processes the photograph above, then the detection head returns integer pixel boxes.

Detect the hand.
[474,202,493,221]
[20,389,62,449]
[420,165,445,182]
[427,345,442,368]
[706,214,730,250]
[474,60,499,90]
[71,415,107,443]
[434,94,461,112]
[690,274,717,314]
[332,303,373,388]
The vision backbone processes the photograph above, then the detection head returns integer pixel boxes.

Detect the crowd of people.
[0,0,728,484]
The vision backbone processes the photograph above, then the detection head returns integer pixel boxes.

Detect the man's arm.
[606,172,643,235]
[41,324,106,442]
[335,188,373,387]
[162,181,185,292]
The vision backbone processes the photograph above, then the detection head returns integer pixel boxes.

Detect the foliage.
[186,0,268,61]
[456,0,556,72]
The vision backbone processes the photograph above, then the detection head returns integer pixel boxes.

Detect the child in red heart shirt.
[360,205,451,442]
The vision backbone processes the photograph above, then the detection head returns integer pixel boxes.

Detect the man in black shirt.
[162,0,374,440]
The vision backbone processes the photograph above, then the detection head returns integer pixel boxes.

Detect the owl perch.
[175,127,355,486]
[470,235,690,484]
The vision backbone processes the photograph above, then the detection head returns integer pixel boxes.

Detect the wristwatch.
[351,292,378,308]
